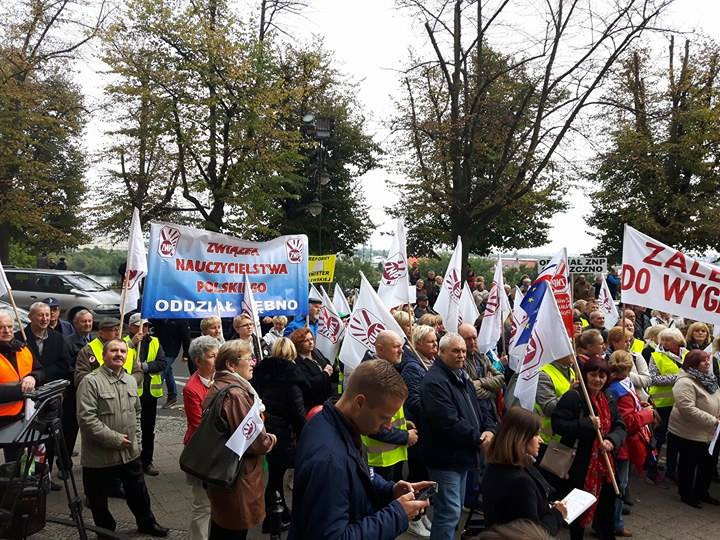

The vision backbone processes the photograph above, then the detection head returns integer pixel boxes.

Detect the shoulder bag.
[179,383,244,488]
[539,439,576,480]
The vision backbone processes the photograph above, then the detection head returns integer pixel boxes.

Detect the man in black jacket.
[419,332,496,540]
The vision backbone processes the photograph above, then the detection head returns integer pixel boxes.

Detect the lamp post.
[301,114,334,253]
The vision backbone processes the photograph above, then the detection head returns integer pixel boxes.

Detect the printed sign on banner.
[142,222,308,319]
[621,225,720,326]
[308,255,336,283]
[537,257,607,274]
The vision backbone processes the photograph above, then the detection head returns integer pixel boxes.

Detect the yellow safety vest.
[535,363,575,443]
[580,318,589,328]
[123,336,163,398]
[88,338,137,380]
[648,350,685,408]
[630,339,645,354]
[361,406,408,468]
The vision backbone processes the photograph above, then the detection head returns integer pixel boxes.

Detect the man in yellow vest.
[534,354,576,446]
[124,314,167,477]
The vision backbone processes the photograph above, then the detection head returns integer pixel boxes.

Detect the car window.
[6,272,40,292]
[63,274,108,292]
[34,274,73,294]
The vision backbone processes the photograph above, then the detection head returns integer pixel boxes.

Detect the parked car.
[0,300,30,333]
[1,268,121,322]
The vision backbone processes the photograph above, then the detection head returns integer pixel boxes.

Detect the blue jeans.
[614,459,630,531]
[163,354,177,397]
[428,468,467,540]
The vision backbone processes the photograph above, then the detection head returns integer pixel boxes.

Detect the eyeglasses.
[238,324,253,329]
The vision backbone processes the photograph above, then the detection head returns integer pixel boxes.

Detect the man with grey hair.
[458,323,504,418]
[420,332,496,540]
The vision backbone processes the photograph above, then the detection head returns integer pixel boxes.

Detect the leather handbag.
[539,439,576,479]
[180,384,244,488]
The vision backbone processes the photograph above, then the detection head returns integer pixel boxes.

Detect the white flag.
[514,282,574,410]
[508,286,528,371]
[225,398,264,459]
[309,283,323,303]
[317,289,345,361]
[242,274,262,338]
[332,284,351,317]
[597,275,619,329]
[434,236,463,333]
[378,220,411,309]
[458,282,480,328]
[0,258,10,298]
[339,272,405,372]
[477,256,512,353]
[123,207,148,312]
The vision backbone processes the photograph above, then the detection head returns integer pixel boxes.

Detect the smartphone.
[415,483,438,501]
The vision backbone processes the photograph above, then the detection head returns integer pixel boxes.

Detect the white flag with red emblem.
[123,207,148,312]
[458,282,480,328]
[242,274,262,337]
[339,272,405,371]
[434,236,463,333]
[508,286,528,371]
[316,288,345,361]
[226,398,264,459]
[513,281,574,410]
[378,220,411,309]
[332,284,351,317]
[597,275,619,329]
[477,256,511,353]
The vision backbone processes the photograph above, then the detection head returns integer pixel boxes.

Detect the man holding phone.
[290,359,434,540]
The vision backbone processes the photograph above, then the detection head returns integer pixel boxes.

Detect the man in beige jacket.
[77,338,168,538]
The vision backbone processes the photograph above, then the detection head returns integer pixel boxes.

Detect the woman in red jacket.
[607,351,657,537]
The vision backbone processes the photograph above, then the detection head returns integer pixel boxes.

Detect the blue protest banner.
[142,222,308,319]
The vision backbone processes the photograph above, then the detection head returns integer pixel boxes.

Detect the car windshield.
[63,274,109,292]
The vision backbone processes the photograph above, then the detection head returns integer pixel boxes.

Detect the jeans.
[428,468,467,540]
[163,353,177,397]
[613,459,630,531]
[649,406,677,478]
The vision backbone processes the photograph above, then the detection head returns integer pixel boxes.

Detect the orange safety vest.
[0,347,33,416]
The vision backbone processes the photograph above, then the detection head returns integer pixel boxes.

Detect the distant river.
[90,275,118,289]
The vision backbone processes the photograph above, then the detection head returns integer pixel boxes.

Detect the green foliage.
[587,40,720,263]
[8,241,36,268]
[333,257,381,291]
[62,248,127,277]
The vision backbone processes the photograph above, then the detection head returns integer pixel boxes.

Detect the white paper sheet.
[561,488,597,524]
[709,422,720,456]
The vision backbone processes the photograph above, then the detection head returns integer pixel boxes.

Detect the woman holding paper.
[667,350,720,508]
[481,407,567,536]
[552,357,626,540]
[203,340,276,540]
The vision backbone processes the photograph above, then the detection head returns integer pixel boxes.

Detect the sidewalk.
[34,407,720,539]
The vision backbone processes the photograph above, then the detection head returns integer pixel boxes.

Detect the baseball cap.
[41,297,60,308]
[128,313,149,327]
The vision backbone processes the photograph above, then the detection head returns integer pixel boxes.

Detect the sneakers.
[407,518,431,538]
[421,514,431,532]
[163,395,177,409]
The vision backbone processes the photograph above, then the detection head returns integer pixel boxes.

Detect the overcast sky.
[78,0,720,255]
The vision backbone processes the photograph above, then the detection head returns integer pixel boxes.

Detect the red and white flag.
[434,236,463,333]
[458,282,480,328]
[597,275,619,329]
[508,286,528,371]
[514,282,574,410]
[339,272,405,371]
[539,248,573,338]
[477,256,511,353]
[332,283,351,317]
[225,398,264,459]
[378,220,411,309]
[123,207,148,312]
[242,274,262,338]
[317,288,345,361]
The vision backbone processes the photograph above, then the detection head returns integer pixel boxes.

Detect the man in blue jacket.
[290,359,433,540]
[420,332,497,540]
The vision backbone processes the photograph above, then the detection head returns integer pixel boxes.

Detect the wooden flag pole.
[118,277,129,337]
[7,290,26,342]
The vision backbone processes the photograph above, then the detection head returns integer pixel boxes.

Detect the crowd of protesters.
[1,262,720,540]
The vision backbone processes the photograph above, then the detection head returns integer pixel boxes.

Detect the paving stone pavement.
[23,407,720,539]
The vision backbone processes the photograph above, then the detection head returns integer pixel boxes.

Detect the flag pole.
[118,276,129,337]
[7,290,26,342]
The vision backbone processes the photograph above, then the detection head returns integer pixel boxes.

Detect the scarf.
[657,345,686,365]
[220,370,266,413]
[580,392,613,528]
[686,367,719,394]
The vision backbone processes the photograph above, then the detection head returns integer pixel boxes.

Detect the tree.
[0,0,108,263]
[266,46,378,254]
[587,37,720,263]
[391,0,673,269]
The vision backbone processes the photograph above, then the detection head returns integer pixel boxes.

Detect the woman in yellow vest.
[647,327,687,483]
[0,313,45,460]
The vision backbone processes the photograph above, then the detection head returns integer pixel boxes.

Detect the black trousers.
[140,392,158,467]
[264,448,292,518]
[61,386,79,464]
[569,481,616,540]
[209,521,247,540]
[650,406,677,477]
[671,432,713,503]
[374,462,404,483]
[82,458,155,531]
[407,443,428,483]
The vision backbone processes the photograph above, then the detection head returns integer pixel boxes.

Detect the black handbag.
[179,384,244,488]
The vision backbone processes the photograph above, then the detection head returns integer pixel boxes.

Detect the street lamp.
[306,197,323,217]
[301,113,334,252]
[319,172,330,186]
